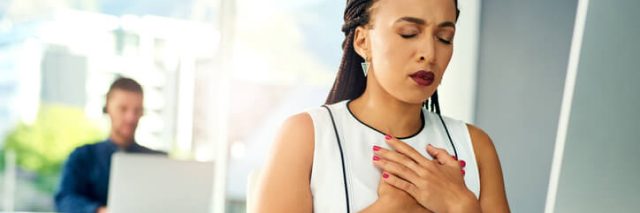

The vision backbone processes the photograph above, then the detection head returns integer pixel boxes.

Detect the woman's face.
[355,0,457,104]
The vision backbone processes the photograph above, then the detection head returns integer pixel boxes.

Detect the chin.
[397,91,432,104]
[397,95,429,106]
[118,130,135,141]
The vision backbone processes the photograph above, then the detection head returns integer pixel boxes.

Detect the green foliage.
[1,104,106,193]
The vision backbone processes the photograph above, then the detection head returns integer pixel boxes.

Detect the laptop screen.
[108,153,214,213]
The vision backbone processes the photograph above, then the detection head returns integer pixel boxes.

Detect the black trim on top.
[322,105,351,213]
[437,114,458,159]
[345,100,425,140]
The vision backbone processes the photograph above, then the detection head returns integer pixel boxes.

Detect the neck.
[110,133,134,149]
[349,83,424,138]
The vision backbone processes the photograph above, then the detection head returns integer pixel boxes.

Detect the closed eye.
[401,34,418,39]
[438,37,452,45]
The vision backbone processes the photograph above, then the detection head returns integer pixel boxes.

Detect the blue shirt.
[54,139,165,213]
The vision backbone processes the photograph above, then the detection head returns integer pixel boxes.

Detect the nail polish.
[461,170,466,175]
[382,173,389,179]
[459,160,466,168]
[452,156,458,160]
[373,145,381,151]
[373,156,380,161]
[384,134,392,140]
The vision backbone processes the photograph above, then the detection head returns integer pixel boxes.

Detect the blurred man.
[55,77,165,213]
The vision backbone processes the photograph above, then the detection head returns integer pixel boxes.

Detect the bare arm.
[252,113,315,213]
[467,124,511,213]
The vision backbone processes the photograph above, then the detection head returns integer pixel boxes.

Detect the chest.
[309,109,479,212]
[338,128,458,210]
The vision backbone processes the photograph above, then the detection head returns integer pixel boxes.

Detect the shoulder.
[64,142,100,167]
[304,103,342,123]
[253,112,315,211]
[267,112,315,170]
[465,124,499,164]
[466,124,494,152]
[69,143,98,159]
[278,112,315,145]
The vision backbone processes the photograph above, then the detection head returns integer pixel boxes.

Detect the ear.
[103,97,110,114]
[353,26,370,60]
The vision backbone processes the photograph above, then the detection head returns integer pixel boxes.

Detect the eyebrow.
[396,17,456,29]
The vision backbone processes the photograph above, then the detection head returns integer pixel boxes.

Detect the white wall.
[439,0,481,123]
[474,1,578,212]
[547,0,640,212]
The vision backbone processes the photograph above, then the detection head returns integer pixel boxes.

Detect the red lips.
[409,71,435,86]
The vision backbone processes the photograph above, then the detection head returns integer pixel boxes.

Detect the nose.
[418,37,436,65]
[124,109,140,124]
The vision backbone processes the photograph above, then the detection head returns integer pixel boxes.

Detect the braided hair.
[325,0,460,115]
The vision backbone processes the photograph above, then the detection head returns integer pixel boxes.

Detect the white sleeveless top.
[306,100,480,212]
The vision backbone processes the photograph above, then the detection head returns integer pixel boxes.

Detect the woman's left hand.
[372,135,482,213]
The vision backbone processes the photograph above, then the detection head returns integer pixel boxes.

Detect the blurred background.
[1,0,638,213]
[0,0,342,212]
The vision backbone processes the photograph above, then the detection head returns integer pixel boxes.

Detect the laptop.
[108,153,214,213]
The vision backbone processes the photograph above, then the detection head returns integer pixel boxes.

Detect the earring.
[361,58,370,77]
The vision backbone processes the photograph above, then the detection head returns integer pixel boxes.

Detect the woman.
[254,0,510,212]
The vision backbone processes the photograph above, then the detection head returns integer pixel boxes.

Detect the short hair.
[103,77,143,113]
[107,77,143,97]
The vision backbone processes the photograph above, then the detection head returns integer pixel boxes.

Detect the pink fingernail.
[373,156,380,161]
[382,173,389,179]
[452,156,458,160]
[461,170,466,175]
[384,134,392,140]
[373,145,381,151]
[459,160,466,168]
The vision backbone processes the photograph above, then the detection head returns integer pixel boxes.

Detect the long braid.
[325,0,373,104]
[428,90,441,115]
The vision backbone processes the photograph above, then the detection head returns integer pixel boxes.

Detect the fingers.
[372,151,422,183]
[384,135,430,166]
[426,144,457,167]
[380,171,418,197]
[426,144,467,175]
[375,134,467,180]
[373,145,425,175]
